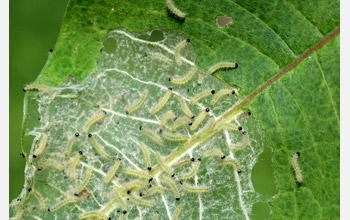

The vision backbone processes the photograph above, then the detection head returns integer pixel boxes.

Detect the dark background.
[9,0,68,201]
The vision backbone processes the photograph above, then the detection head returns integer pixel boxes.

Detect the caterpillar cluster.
[14,29,253,220]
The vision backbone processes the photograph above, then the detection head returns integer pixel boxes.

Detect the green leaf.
[10,0,339,219]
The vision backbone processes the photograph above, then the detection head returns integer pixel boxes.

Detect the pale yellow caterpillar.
[78,211,110,220]
[179,180,209,193]
[166,0,186,21]
[291,152,303,184]
[140,126,164,145]
[156,152,174,176]
[30,189,45,211]
[113,187,128,214]
[174,39,190,66]
[190,89,216,105]
[172,116,191,131]
[48,198,79,212]
[129,194,155,207]
[169,67,198,84]
[160,175,180,200]
[125,90,148,114]
[101,198,118,213]
[69,151,82,185]
[41,160,64,171]
[33,133,48,158]
[82,112,106,135]
[139,142,152,170]
[201,149,226,160]
[173,158,192,168]
[161,111,176,129]
[197,73,204,86]
[75,167,93,195]
[180,160,201,179]
[125,180,149,191]
[104,158,122,184]
[23,83,52,94]
[171,204,183,220]
[190,108,210,131]
[124,168,151,179]
[145,52,172,64]
[64,132,80,160]
[228,131,249,150]
[220,158,241,173]
[237,109,252,121]
[210,89,237,106]
[119,215,126,220]
[88,134,110,160]
[143,186,165,198]
[208,62,238,75]
[178,97,194,118]
[161,130,188,142]
[15,206,24,220]
[151,88,172,114]
[197,117,215,134]
[152,212,159,220]
[216,122,242,131]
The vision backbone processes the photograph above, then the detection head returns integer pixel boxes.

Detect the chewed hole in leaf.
[216,16,233,29]
[11,28,272,220]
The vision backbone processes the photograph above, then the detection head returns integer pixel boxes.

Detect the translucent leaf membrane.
[10,29,270,220]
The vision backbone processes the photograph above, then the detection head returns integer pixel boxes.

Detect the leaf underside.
[10,0,339,220]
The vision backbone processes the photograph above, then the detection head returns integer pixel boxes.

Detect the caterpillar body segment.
[151,89,172,114]
[171,205,183,220]
[113,187,128,214]
[291,152,303,184]
[75,167,93,195]
[201,149,225,160]
[143,186,166,198]
[30,189,45,211]
[101,198,118,213]
[23,83,52,94]
[78,211,109,220]
[220,158,241,173]
[173,159,192,169]
[161,130,188,142]
[161,111,176,129]
[155,152,174,176]
[139,142,152,170]
[88,134,110,160]
[179,180,209,193]
[65,133,80,160]
[180,161,201,179]
[197,73,204,86]
[140,126,164,145]
[160,175,180,200]
[190,89,215,105]
[82,112,106,135]
[166,0,186,21]
[208,62,238,75]
[33,133,48,158]
[178,97,194,118]
[216,122,241,131]
[129,194,155,207]
[228,132,249,150]
[125,180,149,191]
[48,198,79,212]
[41,160,64,171]
[69,152,82,184]
[174,39,190,66]
[169,67,198,84]
[145,52,172,64]
[197,117,215,134]
[15,206,24,219]
[172,116,191,131]
[104,159,121,184]
[124,169,151,179]
[119,215,126,220]
[210,89,237,106]
[125,89,148,115]
[152,212,159,220]
[236,109,252,121]
[190,108,210,131]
